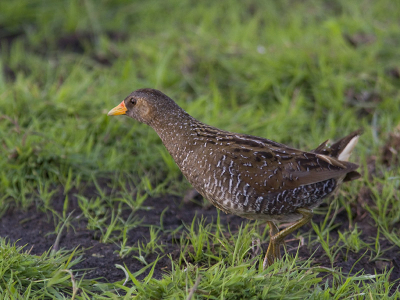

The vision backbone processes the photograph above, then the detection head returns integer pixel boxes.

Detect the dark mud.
[1,184,399,288]
[0,187,246,282]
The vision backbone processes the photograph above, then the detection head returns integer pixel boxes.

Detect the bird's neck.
[150,107,199,160]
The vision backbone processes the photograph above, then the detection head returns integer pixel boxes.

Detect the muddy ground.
[0,183,399,288]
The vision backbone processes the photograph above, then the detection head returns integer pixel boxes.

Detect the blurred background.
[0,0,400,297]
[1,0,399,204]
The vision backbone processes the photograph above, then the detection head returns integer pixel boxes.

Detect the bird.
[107,88,361,268]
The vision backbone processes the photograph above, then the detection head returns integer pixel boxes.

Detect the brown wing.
[218,133,358,193]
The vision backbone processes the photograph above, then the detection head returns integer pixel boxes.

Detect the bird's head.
[107,88,178,126]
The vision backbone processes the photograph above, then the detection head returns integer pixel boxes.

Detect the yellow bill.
[107,101,127,116]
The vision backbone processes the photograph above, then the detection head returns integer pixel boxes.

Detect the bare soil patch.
[0,185,399,286]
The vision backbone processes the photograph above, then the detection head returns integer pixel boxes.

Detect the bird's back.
[162,118,361,221]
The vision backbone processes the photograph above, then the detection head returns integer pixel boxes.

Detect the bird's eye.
[130,98,137,105]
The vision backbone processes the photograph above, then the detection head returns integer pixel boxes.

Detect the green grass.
[117,218,397,299]
[1,0,400,298]
[0,239,116,299]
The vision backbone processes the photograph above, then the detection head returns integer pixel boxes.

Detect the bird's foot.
[263,239,281,268]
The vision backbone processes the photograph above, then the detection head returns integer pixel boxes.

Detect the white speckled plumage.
[108,88,361,224]
[108,88,362,267]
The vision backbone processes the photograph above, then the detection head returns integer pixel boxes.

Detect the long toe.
[263,241,278,269]
[274,242,281,260]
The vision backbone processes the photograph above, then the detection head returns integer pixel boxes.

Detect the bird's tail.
[312,129,363,182]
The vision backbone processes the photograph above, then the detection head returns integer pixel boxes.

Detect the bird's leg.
[263,208,313,269]
[264,221,280,266]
